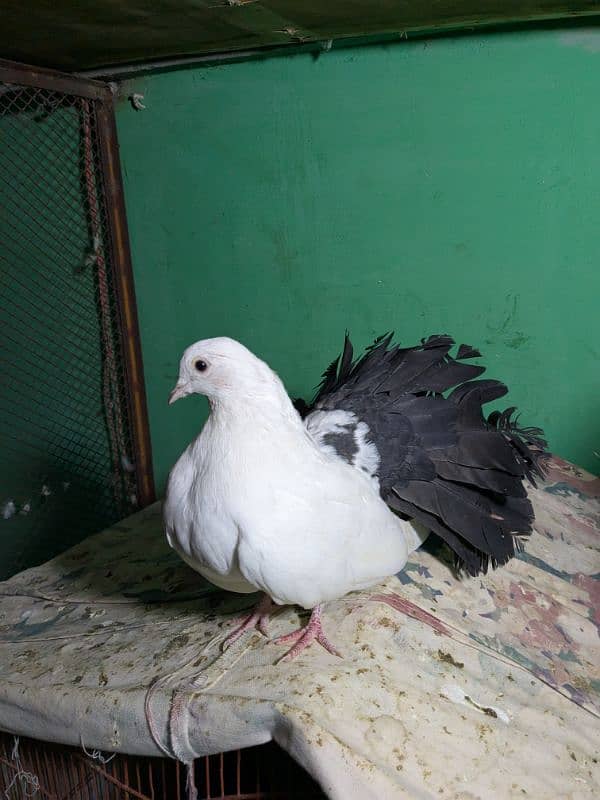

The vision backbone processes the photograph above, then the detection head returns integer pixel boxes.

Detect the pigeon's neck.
[208,387,304,433]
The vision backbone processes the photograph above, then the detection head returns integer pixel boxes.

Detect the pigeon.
[164,334,548,660]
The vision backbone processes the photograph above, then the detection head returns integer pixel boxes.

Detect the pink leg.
[222,594,274,651]
[273,604,342,662]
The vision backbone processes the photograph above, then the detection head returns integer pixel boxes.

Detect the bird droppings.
[477,723,493,740]
[360,643,376,660]
[378,616,400,631]
[466,697,497,718]
[436,650,464,669]
[440,684,509,723]
[393,747,405,771]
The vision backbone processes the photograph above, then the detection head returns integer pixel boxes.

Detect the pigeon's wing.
[299,333,549,576]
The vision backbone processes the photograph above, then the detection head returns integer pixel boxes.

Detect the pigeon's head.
[169,337,283,406]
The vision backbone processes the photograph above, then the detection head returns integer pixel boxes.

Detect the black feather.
[386,493,494,576]
[301,332,550,576]
[487,407,549,485]
[314,355,340,400]
[338,333,354,383]
[395,479,532,560]
[292,398,311,418]
[456,343,482,359]
[450,380,509,431]
[432,460,527,497]
[439,430,525,474]
[450,379,508,406]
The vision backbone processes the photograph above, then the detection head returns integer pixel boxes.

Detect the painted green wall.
[116,28,600,491]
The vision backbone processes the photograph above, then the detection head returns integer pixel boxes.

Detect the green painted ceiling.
[3,1,600,71]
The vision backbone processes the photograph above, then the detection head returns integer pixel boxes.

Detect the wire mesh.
[0,80,141,579]
[0,733,327,800]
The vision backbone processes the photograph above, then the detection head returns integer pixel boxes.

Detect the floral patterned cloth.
[0,456,598,798]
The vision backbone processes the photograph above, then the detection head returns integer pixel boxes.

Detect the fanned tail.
[300,333,551,577]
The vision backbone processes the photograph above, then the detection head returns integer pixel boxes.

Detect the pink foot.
[222,594,274,651]
[273,605,342,662]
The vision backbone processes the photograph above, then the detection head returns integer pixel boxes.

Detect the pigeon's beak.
[168,381,189,405]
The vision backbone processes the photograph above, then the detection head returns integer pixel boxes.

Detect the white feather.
[352,420,381,481]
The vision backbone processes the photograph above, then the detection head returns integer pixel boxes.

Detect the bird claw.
[222,595,273,651]
[222,599,342,662]
[274,605,342,662]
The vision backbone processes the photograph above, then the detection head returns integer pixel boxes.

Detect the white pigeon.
[165,333,547,659]
[164,337,428,660]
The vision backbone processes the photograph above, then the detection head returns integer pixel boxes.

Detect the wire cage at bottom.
[0,732,327,800]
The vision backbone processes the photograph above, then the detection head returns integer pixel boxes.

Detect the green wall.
[116,27,600,491]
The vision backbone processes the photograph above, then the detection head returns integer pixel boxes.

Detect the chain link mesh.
[0,82,139,579]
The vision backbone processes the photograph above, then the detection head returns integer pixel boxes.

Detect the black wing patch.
[301,333,549,576]
[322,428,359,464]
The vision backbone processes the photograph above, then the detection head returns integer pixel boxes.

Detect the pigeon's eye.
[194,360,208,373]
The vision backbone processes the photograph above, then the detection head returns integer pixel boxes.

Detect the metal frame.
[0,731,327,799]
[95,98,156,508]
[0,58,110,100]
[0,58,156,508]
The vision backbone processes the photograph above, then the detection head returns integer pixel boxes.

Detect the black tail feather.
[487,407,549,486]
[302,332,550,576]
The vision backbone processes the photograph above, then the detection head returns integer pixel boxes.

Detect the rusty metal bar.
[175,758,181,797]
[72,754,152,800]
[94,95,156,508]
[147,760,155,800]
[123,756,131,800]
[205,754,211,798]
[0,58,111,100]
[0,733,330,799]
[160,758,167,800]
[135,759,142,795]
